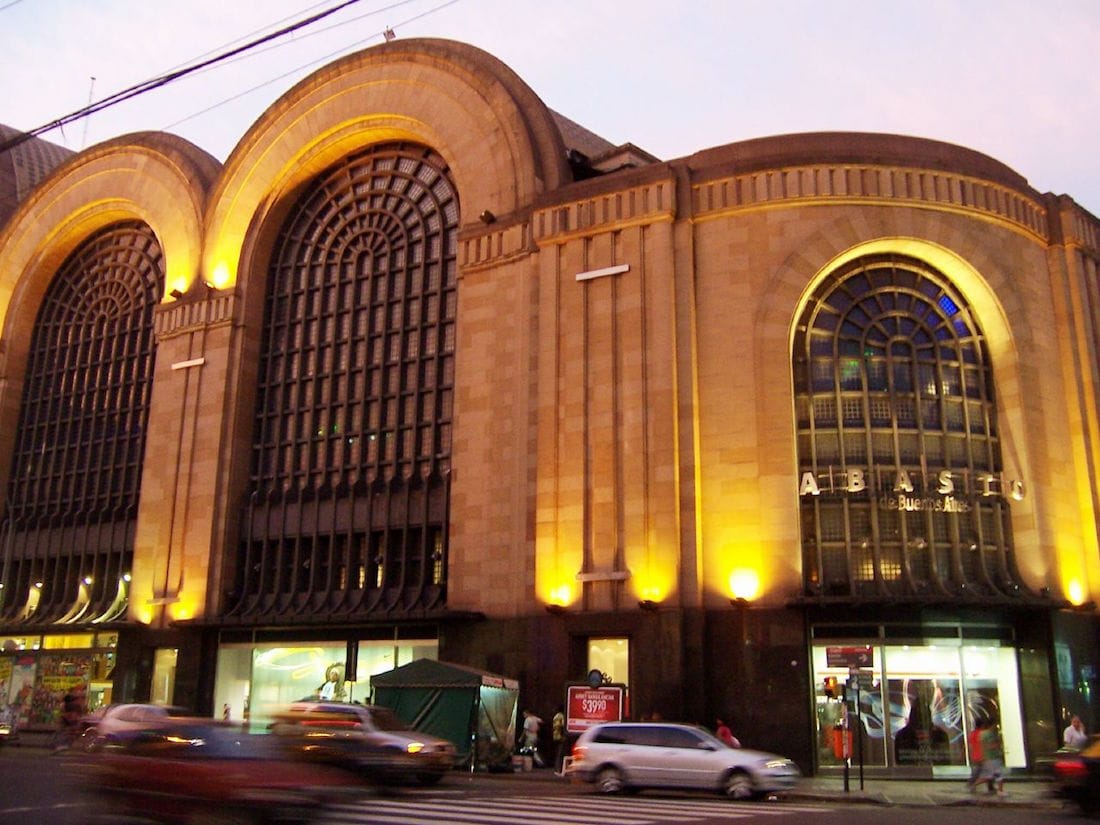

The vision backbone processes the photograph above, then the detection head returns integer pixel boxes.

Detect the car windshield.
[368,707,410,732]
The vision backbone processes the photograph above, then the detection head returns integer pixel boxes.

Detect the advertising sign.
[825,645,874,669]
[566,684,624,734]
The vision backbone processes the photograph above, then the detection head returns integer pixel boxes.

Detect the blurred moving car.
[77,703,195,751]
[79,721,365,824]
[565,721,801,799]
[270,701,456,785]
[1052,735,1100,814]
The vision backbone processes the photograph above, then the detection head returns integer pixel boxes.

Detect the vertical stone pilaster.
[130,290,236,628]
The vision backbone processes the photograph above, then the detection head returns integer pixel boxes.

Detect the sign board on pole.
[826,645,873,669]
[566,684,624,734]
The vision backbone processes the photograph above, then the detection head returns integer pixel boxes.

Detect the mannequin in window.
[318,664,345,701]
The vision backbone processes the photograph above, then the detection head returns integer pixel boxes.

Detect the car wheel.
[722,770,755,800]
[417,772,444,786]
[595,766,625,794]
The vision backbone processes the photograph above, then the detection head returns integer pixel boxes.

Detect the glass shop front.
[811,625,1025,776]
[214,635,438,731]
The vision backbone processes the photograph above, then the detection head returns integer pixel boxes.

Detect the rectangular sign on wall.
[825,645,874,669]
[566,685,624,734]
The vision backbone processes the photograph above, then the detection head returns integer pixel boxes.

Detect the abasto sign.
[798,466,1025,512]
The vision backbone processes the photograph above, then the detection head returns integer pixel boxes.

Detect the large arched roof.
[205,38,571,291]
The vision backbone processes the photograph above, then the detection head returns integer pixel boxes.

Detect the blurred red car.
[1052,736,1100,815]
[269,701,456,785]
[79,721,366,824]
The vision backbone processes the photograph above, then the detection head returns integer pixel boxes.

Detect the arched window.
[230,143,458,620]
[0,221,163,624]
[793,255,1025,601]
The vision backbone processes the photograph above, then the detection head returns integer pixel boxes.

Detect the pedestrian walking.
[978,722,1006,795]
[552,705,567,773]
[966,719,984,790]
[521,709,545,767]
[715,717,741,748]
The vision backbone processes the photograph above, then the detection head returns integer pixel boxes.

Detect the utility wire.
[0,0,365,156]
[162,0,425,89]
[163,0,462,133]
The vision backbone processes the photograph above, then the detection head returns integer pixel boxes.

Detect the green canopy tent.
[370,658,519,770]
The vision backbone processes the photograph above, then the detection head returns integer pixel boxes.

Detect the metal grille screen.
[230,143,458,620]
[793,255,1027,602]
[0,221,163,625]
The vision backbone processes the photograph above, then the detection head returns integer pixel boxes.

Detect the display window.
[0,632,116,728]
[812,637,1024,774]
[215,638,437,731]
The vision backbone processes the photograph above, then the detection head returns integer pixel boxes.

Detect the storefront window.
[812,634,1024,774]
[588,638,629,686]
[151,648,177,706]
[0,633,115,726]
[215,638,438,731]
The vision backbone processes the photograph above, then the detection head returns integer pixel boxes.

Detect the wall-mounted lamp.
[545,603,566,615]
[203,280,216,290]
[729,596,749,608]
[638,599,659,612]
[169,288,184,300]
[478,209,496,224]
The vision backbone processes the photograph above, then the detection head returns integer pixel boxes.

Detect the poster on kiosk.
[566,670,627,734]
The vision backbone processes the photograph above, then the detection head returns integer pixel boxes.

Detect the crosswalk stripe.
[506,795,830,815]
[322,801,652,825]
[317,793,831,825]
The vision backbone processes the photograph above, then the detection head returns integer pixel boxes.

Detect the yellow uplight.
[209,261,231,289]
[1067,579,1086,606]
[728,568,761,602]
[167,277,188,300]
[633,566,672,604]
[548,584,572,607]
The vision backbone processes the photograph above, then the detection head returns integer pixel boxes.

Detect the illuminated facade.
[0,39,1098,775]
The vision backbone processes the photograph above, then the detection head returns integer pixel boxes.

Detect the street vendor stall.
[371,658,518,770]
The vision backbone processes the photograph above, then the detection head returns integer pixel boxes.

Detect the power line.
[0,0,365,157]
[161,0,425,89]
[163,0,463,134]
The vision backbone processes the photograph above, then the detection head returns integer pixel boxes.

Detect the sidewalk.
[506,764,1068,810]
[788,774,1064,809]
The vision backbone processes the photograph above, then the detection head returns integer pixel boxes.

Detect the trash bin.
[832,726,854,760]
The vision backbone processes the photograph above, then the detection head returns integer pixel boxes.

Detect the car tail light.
[1054,758,1088,779]
[571,745,587,763]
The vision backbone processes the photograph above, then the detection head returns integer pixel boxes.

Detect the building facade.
[1,39,1098,776]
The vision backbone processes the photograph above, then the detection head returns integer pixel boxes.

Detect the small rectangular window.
[588,637,629,686]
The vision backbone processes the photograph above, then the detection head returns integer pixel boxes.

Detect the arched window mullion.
[235,142,457,621]
[795,253,1019,603]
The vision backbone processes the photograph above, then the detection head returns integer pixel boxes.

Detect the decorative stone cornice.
[1063,200,1100,256]
[692,164,1048,242]
[155,290,236,340]
[532,178,676,245]
[459,221,535,273]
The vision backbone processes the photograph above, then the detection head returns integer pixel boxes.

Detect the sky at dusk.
[2,0,1098,216]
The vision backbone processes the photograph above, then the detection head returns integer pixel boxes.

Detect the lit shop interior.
[811,628,1026,774]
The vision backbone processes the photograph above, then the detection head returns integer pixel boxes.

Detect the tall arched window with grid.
[0,221,163,625]
[229,142,458,620]
[793,255,1028,602]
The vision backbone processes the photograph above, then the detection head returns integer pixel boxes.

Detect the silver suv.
[566,722,800,799]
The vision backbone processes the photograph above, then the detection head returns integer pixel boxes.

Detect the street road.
[0,749,1087,825]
